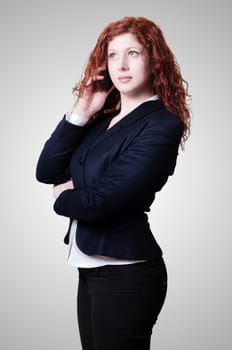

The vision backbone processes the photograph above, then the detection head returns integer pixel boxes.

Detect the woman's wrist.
[66,111,89,126]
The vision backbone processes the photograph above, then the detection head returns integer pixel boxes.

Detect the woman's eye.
[128,50,139,56]
[108,52,116,58]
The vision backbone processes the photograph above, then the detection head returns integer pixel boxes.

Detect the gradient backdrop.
[1,0,231,349]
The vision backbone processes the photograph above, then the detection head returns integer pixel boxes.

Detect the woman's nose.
[118,54,129,70]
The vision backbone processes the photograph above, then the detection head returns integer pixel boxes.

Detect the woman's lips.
[118,76,132,83]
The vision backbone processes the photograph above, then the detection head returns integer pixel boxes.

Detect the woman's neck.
[107,91,155,131]
[119,92,154,118]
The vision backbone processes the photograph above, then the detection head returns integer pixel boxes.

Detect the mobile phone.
[98,69,113,91]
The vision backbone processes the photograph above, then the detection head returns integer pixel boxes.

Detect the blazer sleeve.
[53,116,183,222]
[36,117,86,185]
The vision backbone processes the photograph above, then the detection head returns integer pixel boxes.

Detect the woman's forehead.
[108,33,143,50]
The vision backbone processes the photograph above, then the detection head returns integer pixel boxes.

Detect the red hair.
[74,17,191,142]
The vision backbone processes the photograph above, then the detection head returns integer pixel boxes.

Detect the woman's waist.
[82,212,149,231]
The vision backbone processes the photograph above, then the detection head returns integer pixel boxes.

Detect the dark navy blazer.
[36,100,183,260]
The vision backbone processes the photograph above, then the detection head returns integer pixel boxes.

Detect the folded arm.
[36,117,87,185]
[53,118,183,223]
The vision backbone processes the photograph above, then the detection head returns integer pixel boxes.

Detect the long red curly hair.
[74,16,191,142]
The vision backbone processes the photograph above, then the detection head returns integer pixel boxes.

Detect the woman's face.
[107,33,153,98]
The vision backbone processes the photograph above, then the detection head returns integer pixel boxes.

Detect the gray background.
[1,0,231,349]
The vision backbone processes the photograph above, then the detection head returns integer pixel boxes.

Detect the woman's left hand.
[53,180,74,199]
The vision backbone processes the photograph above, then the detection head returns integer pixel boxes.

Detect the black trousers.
[77,257,167,350]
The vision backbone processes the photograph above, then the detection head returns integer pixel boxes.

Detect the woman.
[36,16,190,350]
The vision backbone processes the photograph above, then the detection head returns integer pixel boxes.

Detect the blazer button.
[79,157,84,165]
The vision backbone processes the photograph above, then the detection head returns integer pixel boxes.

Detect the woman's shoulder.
[138,100,183,133]
[136,102,184,143]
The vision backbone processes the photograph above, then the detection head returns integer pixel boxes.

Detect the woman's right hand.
[71,68,114,121]
[53,179,74,199]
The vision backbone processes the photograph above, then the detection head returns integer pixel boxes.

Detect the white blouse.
[67,220,145,268]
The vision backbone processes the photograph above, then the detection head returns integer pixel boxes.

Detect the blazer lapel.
[86,99,164,151]
[120,99,164,127]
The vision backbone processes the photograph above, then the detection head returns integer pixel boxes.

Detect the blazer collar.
[119,99,164,127]
[87,99,164,150]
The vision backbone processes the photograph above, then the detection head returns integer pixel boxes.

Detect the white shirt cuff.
[66,112,89,126]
